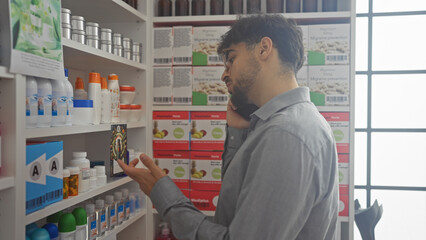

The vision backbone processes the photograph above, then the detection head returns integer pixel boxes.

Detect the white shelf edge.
[0,176,15,191]
[152,106,227,111]
[152,208,214,217]
[26,121,146,139]
[339,216,349,221]
[100,209,147,239]
[111,0,147,22]
[25,176,133,224]
[63,38,147,71]
[316,106,350,112]
[0,66,14,79]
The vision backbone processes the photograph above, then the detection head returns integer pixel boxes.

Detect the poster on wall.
[8,0,64,79]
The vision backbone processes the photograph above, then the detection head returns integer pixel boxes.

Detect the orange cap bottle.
[75,77,85,90]
[89,72,101,84]
[101,77,108,89]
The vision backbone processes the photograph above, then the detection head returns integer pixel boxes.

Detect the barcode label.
[46,189,62,201]
[174,57,192,63]
[326,95,349,104]
[208,95,228,104]
[326,54,349,64]
[154,58,172,64]
[208,55,223,63]
[154,97,172,103]
[174,97,191,103]
[26,196,45,210]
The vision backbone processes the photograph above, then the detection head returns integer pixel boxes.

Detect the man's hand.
[227,100,250,129]
[117,153,166,196]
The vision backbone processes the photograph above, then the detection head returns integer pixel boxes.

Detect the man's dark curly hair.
[217,14,304,73]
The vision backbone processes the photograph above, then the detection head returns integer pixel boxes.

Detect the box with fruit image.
[153,151,190,189]
[153,111,190,150]
[190,151,222,191]
[320,112,350,154]
[190,111,227,151]
[190,190,220,211]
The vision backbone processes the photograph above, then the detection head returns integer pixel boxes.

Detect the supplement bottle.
[158,0,172,16]
[88,72,101,125]
[229,0,243,14]
[36,78,52,128]
[69,152,90,192]
[175,0,189,16]
[105,195,117,230]
[108,74,120,123]
[247,0,261,13]
[58,213,76,240]
[67,166,79,196]
[64,68,74,126]
[63,169,70,199]
[115,191,125,225]
[72,207,87,240]
[51,78,67,127]
[85,204,98,240]
[192,0,205,15]
[100,77,111,124]
[74,77,87,100]
[95,199,108,236]
[210,0,224,15]
[26,76,38,128]
[121,188,130,220]
[267,0,283,13]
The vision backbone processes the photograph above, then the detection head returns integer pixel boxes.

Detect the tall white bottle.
[26,76,38,128]
[51,78,67,127]
[88,72,102,125]
[101,77,111,124]
[36,78,52,128]
[64,68,74,126]
[108,74,120,123]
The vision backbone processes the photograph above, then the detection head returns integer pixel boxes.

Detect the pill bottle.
[67,167,79,196]
[26,76,38,128]
[63,169,70,199]
[95,166,107,186]
[73,99,93,125]
[36,78,52,128]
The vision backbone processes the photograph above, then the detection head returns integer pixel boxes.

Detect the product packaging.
[64,68,74,126]
[192,67,228,105]
[88,72,102,125]
[339,185,349,217]
[153,67,173,105]
[58,213,76,239]
[26,142,46,214]
[154,27,173,65]
[51,79,67,127]
[44,141,63,206]
[63,169,70,199]
[73,99,94,125]
[72,207,88,240]
[74,77,87,100]
[36,78,52,128]
[26,76,38,128]
[115,191,125,225]
[190,190,220,211]
[153,151,190,189]
[100,77,111,124]
[296,66,308,87]
[173,26,193,65]
[190,151,222,191]
[173,67,192,105]
[152,111,190,150]
[192,26,229,66]
[109,124,128,177]
[300,25,309,66]
[320,112,350,154]
[190,111,226,150]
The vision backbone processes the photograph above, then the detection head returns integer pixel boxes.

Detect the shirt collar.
[251,87,311,121]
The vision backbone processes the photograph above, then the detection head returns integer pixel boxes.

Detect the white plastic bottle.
[64,68,74,126]
[69,152,90,193]
[74,77,88,100]
[108,74,120,123]
[85,204,98,240]
[100,77,111,124]
[95,199,108,236]
[88,72,102,125]
[114,191,124,225]
[51,78,67,127]
[36,78,52,128]
[26,76,38,128]
[105,195,116,230]
[121,188,130,221]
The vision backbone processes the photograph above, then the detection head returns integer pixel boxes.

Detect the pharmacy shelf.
[25,176,134,224]
[153,105,227,111]
[152,208,215,217]
[62,38,147,72]
[62,0,147,24]
[153,12,351,26]
[25,121,146,139]
[0,66,14,79]
[100,210,147,239]
[339,216,349,222]
[0,176,15,191]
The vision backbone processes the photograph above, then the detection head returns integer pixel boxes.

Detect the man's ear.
[258,37,273,60]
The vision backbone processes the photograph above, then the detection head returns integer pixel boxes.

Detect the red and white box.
[190,111,227,151]
[153,111,190,150]
[153,151,190,189]
[338,162,349,185]
[339,193,349,217]
[320,112,350,154]
[190,151,222,191]
[190,190,220,211]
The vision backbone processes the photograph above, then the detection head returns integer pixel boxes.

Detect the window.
[354,1,426,239]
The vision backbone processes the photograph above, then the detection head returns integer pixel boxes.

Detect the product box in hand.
[153,151,190,189]
[193,26,229,66]
[154,67,173,105]
[190,151,222,191]
[153,111,190,150]
[44,141,63,206]
[110,124,128,177]
[154,27,173,65]
[190,190,220,211]
[173,67,192,105]
[26,142,47,214]
[190,111,227,151]
[308,24,350,65]
[296,65,308,87]
[192,67,228,105]
[308,65,350,106]
[173,26,193,65]
[300,25,309,66]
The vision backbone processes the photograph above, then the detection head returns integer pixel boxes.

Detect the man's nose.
[221,67,230,82]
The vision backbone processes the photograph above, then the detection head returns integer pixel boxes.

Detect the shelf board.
[153,208,215,217]
[339,216,349,222]
[153,12,351,26]
[25,176,134,224]
[316,106,350,112]
[153,105,227,111]
[0,66,14,79]
[62,0,147,24]
[26,121,146,139]
[100,210,147,239]
[63,38,147,72]
[0,176,15,191]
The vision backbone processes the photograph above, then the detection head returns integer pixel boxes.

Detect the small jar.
[229,0,243,14]
[158,0,172,16]
[73,99,93,125]
[210,0,224,15]
[129,104,142,122]
[63,169,70,199]
[175,0,189,16]
[67,167,79,196]
[119,105,131,122]
[192,0,205,16]
[286,0,301,13]
[119,85,136,104]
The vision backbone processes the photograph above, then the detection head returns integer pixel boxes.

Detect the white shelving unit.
[0,176,15,191]
[100,210,147,239]
[152,208,215,217]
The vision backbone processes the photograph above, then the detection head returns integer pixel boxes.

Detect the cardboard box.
[296,65,308,87]
[153,67,173,105]
[173,67,192,105]
[110,124,128,177]
[193,26,229,66]
[309,65,350,106]
[173,26,193,65]
[300,25,309,66]
[192,67,228,105]
[190,111,227,151]
[153,151,190,189]
[44,141,63,206]
[339,193,349,217]
[153,111,190,150]
[190,151,222,191]
[190,190,220,211]
[26,143,46,214]
[338,163,349,185]
[308,24,350,65]
[154,27,173,65]
[320,112,350,154]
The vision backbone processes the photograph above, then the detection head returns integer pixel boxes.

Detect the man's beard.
[230,57,260,108]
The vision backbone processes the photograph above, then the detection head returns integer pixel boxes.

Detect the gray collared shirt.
[151,87,339,240]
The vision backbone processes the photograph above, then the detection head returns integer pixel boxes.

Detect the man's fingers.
[117,159,129,173]
[139,154,164,179]
[129,158,139,167]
